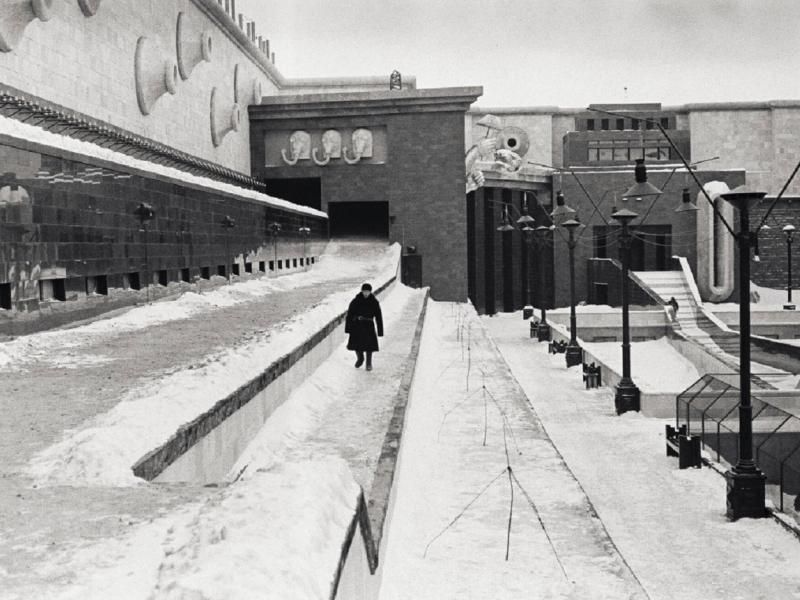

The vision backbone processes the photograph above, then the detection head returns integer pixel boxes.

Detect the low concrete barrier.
[133,275,397,483]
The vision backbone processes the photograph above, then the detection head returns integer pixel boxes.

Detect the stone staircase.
[632,269,784,389]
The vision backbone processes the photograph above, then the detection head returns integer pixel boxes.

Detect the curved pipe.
[696,181,735,302]
[311,147,330,166]
[342,146,361,165]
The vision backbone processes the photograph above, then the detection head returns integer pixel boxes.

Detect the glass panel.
[598,148,613,161]
[587,148,599,162]
[613,147,628,161]
[629,147,644,160]
[658,147,670,160]
[644,146,659,160]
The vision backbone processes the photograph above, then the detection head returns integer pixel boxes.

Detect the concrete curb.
[132,275,396,481]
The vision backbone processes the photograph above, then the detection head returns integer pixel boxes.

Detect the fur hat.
[361,283,372,291]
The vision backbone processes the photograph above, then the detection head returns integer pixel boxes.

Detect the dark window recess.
[232,264,240,276]
[129,272,141,290]
[201,267,211,280]
[0,283,10,310]
[601,119,609,130]
[616,118,625,130]
[269,260,275,271]
[180,268,190,282]
[293,258,298,268]
[645,120,655,130]
[311,257,315,264]
[245,262,253,273]
[259,261,266,272]
[277,260,283,269]
[96,275,108,295]
[594,283,609,305]
[586,119,595,131]
[53,279,66,301]
[39,279,65,301]
[217,265,226,277]
[299,258,304,266]
[660,117,670,129]
[158,270,168,286]
[631,119,640,131]
[328,201,389,238]
[263,177,322,210]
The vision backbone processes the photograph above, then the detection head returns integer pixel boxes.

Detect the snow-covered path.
[485,312,800,600]
[0,282,426,599]
[380,302,647,599]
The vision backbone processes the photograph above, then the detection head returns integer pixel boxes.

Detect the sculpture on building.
[281,130,311,165]
[465,114,528,193]
[312,130,342,166]
[343,128,373,164]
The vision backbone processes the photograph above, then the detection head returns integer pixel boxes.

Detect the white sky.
[237,0,800,108]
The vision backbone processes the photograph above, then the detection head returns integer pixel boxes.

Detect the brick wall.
[0,138,327,315]
[751,197,799,289]
[252,95,476,302]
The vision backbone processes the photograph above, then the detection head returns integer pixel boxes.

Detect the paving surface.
[485,312,800,600]
[0,239,396,596]
[381,303,648,600]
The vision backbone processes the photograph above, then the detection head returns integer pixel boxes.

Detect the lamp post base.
[784,303,796,311]
[725,467,766,521]
[522,305,534,320]
[537,322,551,342]
[614,378,640,414]
[565,344,583,368]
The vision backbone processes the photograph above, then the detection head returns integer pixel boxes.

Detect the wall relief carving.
[0,0,53,53]
[281,131,311,165]
[312,130,342,166]
[465,114,527,193]
[210,87,241,147]
[134,36,179,115]
[343,128,373,164]
[176,12,213,80]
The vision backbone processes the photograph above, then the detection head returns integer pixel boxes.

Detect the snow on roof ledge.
[0,115,327,220]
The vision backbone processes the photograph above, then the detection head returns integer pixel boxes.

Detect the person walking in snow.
[345,283,383,371]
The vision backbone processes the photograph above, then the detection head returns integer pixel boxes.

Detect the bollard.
[522,306,534,320]
[530,321,536,338]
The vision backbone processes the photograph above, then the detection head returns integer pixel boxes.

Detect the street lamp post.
[784,224,796,309]
[561,218,583,368]
[534,225,552,341]
[299,224,311,269]
[611,208,641,413]
[720,186,767,521]
[221,215,235,284]
[517,195,536,319]
[268,221,281,275]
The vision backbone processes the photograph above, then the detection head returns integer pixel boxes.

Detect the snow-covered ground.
[708,282,799,312]
[22,242,400,487]
[2,282,426,599]
[485,315,800,600]
[381,302,648,599]
[581,336,701,393]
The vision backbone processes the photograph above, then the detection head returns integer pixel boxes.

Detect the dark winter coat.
[345,293,383,352]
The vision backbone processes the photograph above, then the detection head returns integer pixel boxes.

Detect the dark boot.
[365,352,373,371]
[355,351,364,368]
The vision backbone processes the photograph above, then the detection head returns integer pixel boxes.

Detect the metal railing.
[677,373,800,513]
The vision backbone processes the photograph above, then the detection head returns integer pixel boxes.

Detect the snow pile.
[0,241,397,372]
[152,458,359,600]
[0,114,326,218]
[582,336,701,393]
[708,281,799,312]
[24,245,400,486]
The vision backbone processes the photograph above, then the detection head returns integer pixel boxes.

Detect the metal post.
[788,232,794,304]
[723,192,766,520]
[614,216,641,414]
[564,226,582,367]
[142,222,150,304]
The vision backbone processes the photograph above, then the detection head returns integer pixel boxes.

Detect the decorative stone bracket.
[176,12,212,80]
[134,36,179,115]
[210,87,241,147]
[0,0,53,53]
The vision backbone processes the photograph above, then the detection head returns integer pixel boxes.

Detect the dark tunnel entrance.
[328,201,390,238]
